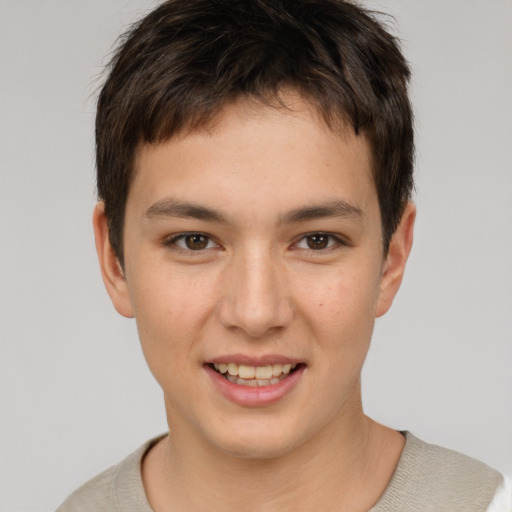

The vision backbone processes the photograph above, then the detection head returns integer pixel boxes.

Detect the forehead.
[128,94,377,224]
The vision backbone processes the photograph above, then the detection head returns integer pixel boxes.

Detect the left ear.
[375,202,416,318]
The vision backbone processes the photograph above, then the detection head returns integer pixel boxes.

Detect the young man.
[58,0,508,510]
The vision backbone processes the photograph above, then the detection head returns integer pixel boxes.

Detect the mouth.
[208,362,302,387]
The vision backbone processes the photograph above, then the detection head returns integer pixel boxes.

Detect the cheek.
[127,270,216,373]
[294,264,381,357]
[299,266,380,323]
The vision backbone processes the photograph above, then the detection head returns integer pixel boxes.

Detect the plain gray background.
[1,1,511,510]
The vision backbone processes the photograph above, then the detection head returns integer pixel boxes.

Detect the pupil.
[307,234,328,250]
[186,234,208,250]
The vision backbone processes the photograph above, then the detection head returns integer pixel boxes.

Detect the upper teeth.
[213,363,295,379]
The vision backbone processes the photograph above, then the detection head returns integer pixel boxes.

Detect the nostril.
[216,269,294,337]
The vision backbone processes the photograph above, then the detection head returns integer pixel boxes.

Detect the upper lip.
[206,354,304,366]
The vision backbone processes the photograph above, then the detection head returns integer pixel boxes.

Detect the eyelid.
[163,231,348,252]
[164,232,221,251]
[292,232,347,250]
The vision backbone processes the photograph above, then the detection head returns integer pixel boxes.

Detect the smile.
[205,359,305,406]
[211,362,298,387]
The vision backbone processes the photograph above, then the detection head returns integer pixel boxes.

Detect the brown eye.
[167,232,218,251]
[305,234,330,250]
[184,234,210,250]
[294,233,343,252]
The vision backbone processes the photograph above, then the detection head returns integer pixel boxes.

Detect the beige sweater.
[56,432,503,511]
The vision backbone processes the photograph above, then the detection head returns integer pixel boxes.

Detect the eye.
[167,233,219,251]
[294,233,342,251]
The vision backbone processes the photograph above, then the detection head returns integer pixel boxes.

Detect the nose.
[217,247,293,338]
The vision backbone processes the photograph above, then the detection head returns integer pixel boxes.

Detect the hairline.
[114,91,394,268]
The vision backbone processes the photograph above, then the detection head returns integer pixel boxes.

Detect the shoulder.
[401,432,502,489]
[372,432,504,512]
[56,436,164,512]
[486,474,512,512]
[56,464,117,512]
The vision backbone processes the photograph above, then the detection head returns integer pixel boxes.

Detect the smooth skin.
[94,92,415,511]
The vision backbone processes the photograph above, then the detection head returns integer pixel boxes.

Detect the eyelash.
[292,232,346,251]
[164,232,346,253]
[165,232,220,252]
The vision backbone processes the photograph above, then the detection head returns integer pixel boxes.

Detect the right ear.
[92,202,134,318]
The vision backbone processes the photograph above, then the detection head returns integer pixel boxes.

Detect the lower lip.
[205,364,305,407]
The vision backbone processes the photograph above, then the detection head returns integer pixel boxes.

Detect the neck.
[142,394,404,511]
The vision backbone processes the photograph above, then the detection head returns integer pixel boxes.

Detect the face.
[95,94,414,460]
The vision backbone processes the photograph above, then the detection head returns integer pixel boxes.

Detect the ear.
[92,202,134,318]
[375,202,416,318]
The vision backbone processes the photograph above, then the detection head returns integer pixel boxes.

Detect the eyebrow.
[143,198,363,225]
[143,199,228,223]
[279,200,363,224]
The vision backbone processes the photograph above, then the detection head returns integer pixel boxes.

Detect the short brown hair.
[96,0,414,265]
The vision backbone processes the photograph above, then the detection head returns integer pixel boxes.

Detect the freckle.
[319,303,324,307]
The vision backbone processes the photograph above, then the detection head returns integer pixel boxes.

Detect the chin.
[219,437,299,461]
[206,417,309,461]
